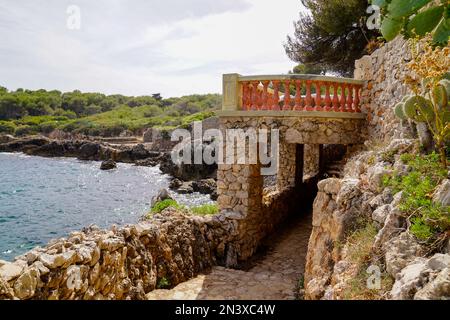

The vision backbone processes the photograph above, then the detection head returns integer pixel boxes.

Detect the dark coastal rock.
[177,182,194,194]
[192,179,216,195]
[151,189,173,207]
[100,160,117,170]
[169,179,183,190]
[25,141,66,157]
[0,136,50,153]
[0,134,16,144]
[210,190,218,201]
[169,178,217,199]
[112,145,159,163]
[159,153,217,182]
[134,158,158,167]
[130,144,150,160]
[78,143,101,160]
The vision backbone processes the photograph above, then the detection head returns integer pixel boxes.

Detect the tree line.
[0,87,221,137]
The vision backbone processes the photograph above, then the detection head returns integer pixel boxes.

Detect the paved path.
[146,212,312,300]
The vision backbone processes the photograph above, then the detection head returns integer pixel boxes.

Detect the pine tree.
[285,0,380,77]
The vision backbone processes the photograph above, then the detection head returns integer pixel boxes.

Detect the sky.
[0,0,304,98]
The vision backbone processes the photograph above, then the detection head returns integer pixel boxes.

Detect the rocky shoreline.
[0,135,218,199]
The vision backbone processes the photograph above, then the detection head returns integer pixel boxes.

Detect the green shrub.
[151,199,181,214]
[383,152,449,242]
[341,220,393,300]
[342,264,393,300]
[157,277,171,289]
[191,204,218,216]
[39,121,58,134]
[14,125,38,136]
[54,108,77,119]
[0,121,16,134]
[346,222,378,265]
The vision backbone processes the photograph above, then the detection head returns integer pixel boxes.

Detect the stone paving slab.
[146,213,312,300]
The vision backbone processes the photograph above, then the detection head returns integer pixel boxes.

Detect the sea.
[0,152,212,261]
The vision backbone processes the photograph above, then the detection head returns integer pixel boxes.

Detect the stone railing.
[222,74,364,113]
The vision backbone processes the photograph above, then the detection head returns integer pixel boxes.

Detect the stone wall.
[0,210,239,300]
[304,37,450,300]
[303,144,321,179]
[215,115,365,263]
[304,138,450,300]
[0,190,298,300]
[354,37,412,141]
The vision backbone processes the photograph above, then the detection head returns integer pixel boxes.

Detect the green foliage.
[383,153,450,241]
[290,64,326,75]
[432,80,449,109]
[406,6,445,38]
[342,264,393,300]
[375,0,449,44]
[157,277,171,289]
[346,222,378,265]
[387,0,433,19]
[394,102,407,120]
[403,95,435,122]
[381,16,405,41]
[341,221,393,300]
[190,204,219,216]
[0,86,220,137]
[393,42,449,168]
[381,150,396,163]
[0,121,16,134]
[151,199,181,214]
[285,0,380,76]
[297,275,305,290]
[14,125,38,136]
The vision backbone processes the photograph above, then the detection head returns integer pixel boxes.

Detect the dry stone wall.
[0,192,298,300]
[355,37,412,141]
[0,210,247,300]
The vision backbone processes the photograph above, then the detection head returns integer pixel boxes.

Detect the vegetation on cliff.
[341,221,393,300]
[149,199,218,217]
[383,152,449,244]
[0,87,220,136]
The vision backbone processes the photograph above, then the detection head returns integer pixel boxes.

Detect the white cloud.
[0,0,304,97]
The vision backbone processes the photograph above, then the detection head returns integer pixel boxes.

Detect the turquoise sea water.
[0,153,211,261]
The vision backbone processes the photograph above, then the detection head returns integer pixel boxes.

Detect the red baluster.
[272,81,280,110]
[332,83,339,112]
[258,84,263,110]
[339,83,347,112]
[324,82,332,111]
[242,82,250,110]
[354,85,361,113]
[347,84,354,112]
[261,81,269,110]
[294,80,303,111]
[305,80,313,111]
[251,81,259,110]
[241,82,246,110]
[315,81,323,111]
[283,80,291,110]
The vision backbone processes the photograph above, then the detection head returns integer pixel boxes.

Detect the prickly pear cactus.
[432,83,448,110]
[395,102,408,120]
[403,95,435,122]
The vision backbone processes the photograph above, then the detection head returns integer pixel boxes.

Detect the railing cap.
[238,74,364,85]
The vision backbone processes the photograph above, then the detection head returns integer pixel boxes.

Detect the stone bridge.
[215,74,366,258]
